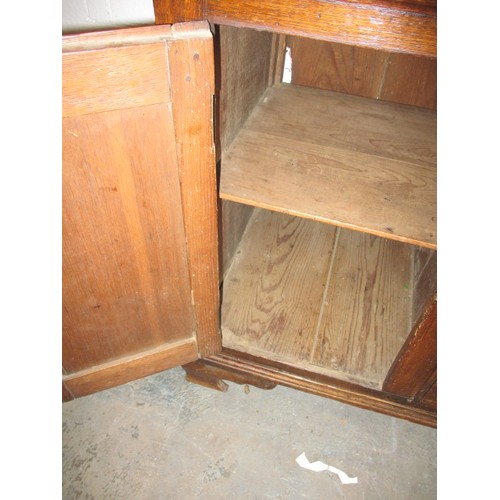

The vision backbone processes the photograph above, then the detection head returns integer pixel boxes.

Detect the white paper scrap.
[296,452,358,484]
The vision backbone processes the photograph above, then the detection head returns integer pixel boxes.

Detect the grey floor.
[62,367,436,499]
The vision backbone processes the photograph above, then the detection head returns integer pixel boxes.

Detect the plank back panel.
[381,53,437,109]
[287,37,388,99]
[286,37,436,110]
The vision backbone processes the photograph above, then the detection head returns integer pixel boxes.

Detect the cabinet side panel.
[218,26,275,275]
[167,25,221,356]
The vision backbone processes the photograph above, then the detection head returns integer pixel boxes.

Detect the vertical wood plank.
[287,36,388,99]
[312,230,413,388]
[63,103,197,373]
[222,210,337,363]
[285,36,436,109]
[167,22,221,356]
[218,25,275,276]
[381,53,437,109]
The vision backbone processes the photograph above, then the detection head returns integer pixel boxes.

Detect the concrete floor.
[62,367,436,499]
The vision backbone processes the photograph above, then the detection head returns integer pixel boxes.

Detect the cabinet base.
[185,349,436,428]
[183,359,278,392]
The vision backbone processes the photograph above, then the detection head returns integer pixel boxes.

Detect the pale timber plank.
[220,84,436,248]
[311,230,413,389]
[221,209,337,364]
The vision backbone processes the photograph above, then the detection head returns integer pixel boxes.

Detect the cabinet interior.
[216,25,437,390]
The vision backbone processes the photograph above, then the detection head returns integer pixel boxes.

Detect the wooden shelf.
[221,209,419,389]
[220,83,437,249]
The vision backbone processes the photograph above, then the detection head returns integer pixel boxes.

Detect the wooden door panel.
[62,22,219,398]
[62,104,195,372]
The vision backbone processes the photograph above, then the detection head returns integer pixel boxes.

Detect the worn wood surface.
[166,22,221,357]
[380,52,437,109]
[418,376,437,411]
[64,339,199,398]
[220,84,437,248]
[63,23,219,396]
[411,248,437,324]
[183,359,278,391]
[218,26,275,276]
[63,44,170,117]
[204,350,436,427]
[222,209,337,364]
[222,209,422,389]
[63,103,196,372]
[311,231,413,389]
[204,0,436,57]
[383,296,437,397]
[287,37,388,99]
[287,37,436,109]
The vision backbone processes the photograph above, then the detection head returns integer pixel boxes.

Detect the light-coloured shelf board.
[220,83,436,249]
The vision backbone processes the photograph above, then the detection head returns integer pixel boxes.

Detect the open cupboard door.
[62,22,220,400]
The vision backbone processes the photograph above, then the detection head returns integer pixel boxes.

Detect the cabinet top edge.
[62,21,212,53]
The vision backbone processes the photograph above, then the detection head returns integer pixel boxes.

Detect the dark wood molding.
[153,0,436,57]
[183,359,278,391]
[383,296,437,398]
[153,0,207,24]
[192,348,436,427]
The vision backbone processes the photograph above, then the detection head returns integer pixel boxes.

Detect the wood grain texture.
[205,0,436,57]
[286,37,436,109]
[63,23,219,396]
[184,359,278,390]
[222,209,337,364]
[63,104,196,373]
[381,53,437,109]
[411,248,437,324]
[219,25,274,151]
[63,339,198,398]
[62,24,189,52]
[153,0,206,23]
[206,350,436,426]
[311,230,413,389]
[418,376,436,410]
[287,36,388,98]
[220,84,437,248]
[167,22,221,356]
[218,25,274,275]
[383,296,436,397]
[63,43,170,118]
[220,200,254,279]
